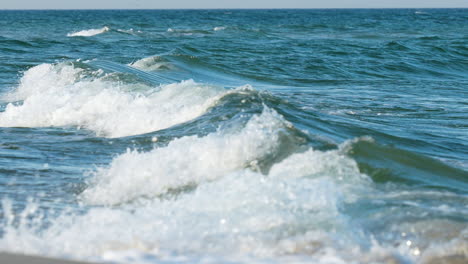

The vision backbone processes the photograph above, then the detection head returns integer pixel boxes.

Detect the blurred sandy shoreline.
[0,252,97,264]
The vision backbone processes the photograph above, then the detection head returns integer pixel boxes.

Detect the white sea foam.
[81,108,294,205]
[0,109,375,262]
[81,107,371,206]
[1,64,464,264]
[0,62,229,137]
[214,26,226,31]
[0,109,465,263]
[73,108,373,258]
[67,26,110,37]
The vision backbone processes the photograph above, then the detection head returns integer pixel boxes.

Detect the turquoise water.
[0,9,467,263]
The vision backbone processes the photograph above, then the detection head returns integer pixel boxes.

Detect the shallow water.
[0,9,467,264]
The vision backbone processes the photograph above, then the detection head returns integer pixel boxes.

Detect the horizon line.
[0,7,467,11]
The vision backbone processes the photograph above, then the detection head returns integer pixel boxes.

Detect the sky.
[1,0,467,9]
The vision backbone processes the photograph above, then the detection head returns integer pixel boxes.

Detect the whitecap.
[130,56,172,71]
[0,115,373,262]
[0,119,464,263]
[214,26,226,31]
[0,62,229,137]
[116,28,142,35]
[80,107,294,205]
[67,26,110,37]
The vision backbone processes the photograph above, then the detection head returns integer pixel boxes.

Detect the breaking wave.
[0,108,375,262]
[0,62,232,137]
[67,27,110,37]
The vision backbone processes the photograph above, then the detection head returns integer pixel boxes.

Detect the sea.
[0,9,467,264]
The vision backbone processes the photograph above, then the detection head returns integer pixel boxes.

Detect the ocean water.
[0,9,467,264]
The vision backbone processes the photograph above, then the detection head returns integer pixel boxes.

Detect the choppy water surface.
[0,9,467,264]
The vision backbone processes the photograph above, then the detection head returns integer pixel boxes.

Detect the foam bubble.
[214,26,226,31]
[67,26,110,37]
[0,62,228,137]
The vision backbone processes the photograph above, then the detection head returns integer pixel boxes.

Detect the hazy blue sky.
[1,0,467,9]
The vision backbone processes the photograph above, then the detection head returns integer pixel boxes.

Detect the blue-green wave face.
[0,9,467,264]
